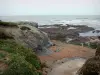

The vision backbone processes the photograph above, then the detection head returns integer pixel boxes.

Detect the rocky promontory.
[0,21,52,54]
[0,21,52,75]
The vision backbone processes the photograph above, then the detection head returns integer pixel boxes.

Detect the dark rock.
[52,43,56,46]
[78,48,100,75]
[20,26,31,30]
[98,36,100,40]
[35,45,43,52]
[92,30,100,33]
[92,30,95,33]
[78,56,100,75]
[69,37,89,43]
[39,24,94,42]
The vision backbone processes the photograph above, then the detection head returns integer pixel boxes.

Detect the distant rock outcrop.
[39,24,94,42]
[17,21,38,28]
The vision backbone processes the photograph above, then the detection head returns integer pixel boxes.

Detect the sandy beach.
[38,40,95,75]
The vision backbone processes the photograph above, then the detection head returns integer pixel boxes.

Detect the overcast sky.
[0,0,100,15]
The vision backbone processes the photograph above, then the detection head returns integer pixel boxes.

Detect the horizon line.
[0,15,100,16]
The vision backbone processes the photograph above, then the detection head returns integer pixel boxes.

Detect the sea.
[0,15,100,28]
[0,15,100,36]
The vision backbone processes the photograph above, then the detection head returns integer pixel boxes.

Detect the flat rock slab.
[48,58,86,75]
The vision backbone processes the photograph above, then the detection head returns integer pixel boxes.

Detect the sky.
[0,0,100,15]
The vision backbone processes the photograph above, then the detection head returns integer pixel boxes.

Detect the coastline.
[0,20,99,75]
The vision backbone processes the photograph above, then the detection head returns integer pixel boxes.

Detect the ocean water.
[0,15,100,29]
[80,31,100,37]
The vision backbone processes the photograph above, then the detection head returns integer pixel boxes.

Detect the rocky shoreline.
[39,24,95,42]
[0,20,98,75]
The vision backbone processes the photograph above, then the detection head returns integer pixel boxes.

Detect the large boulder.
[0,22,52,53]
[77,46,100,75]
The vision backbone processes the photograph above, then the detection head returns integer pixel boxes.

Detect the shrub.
[0,21,18,28]
[20,26,31,30]
[0,53,6,59]
[54,33,66,42]
[89,43,98,49]
[0,40,42,75]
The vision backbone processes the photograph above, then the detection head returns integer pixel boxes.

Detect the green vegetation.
[81,42,98,49]
[54,33,66,42]
[20,26,31,30]
[0,20,18,28]
[70,42,98,49]
[88,43,98,49]
[0,40,43,75]
[0,53,6,59]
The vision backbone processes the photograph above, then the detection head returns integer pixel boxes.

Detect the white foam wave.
[49,19,100,29]
[0,16,100,29]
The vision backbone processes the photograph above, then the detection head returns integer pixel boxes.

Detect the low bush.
[54,33,66,42]
[0,40,42,75]
[0,21,18,28]
[70,42,98,49]
[0,53,6,59]
[20,26,31,30]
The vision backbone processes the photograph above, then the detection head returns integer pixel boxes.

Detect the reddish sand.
[39,40,95,62]
[0,62,8,71]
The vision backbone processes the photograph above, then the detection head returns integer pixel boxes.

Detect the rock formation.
[77,45,100,75]
[0,21,52,53]
[39,24,94,42]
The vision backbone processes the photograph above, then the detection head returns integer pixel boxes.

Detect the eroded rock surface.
[0,23,52,54]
